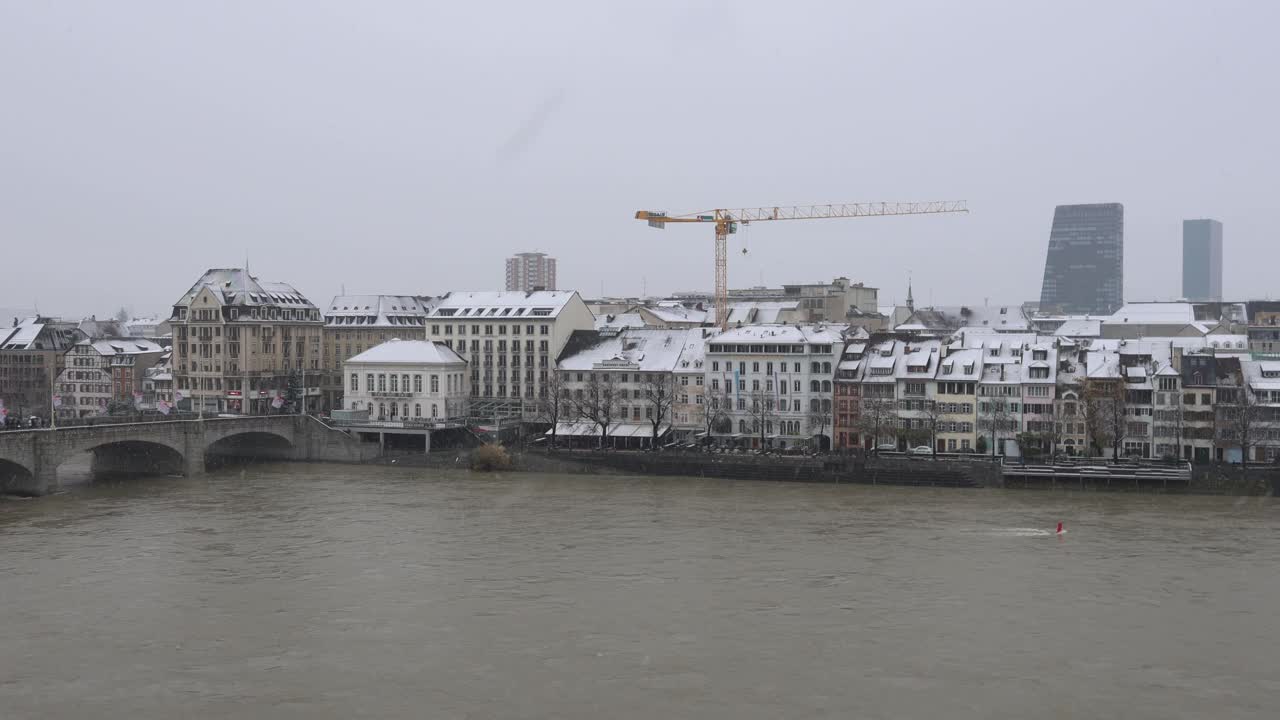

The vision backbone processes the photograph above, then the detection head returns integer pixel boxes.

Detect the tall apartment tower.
[505,252,557,292]
[1182,219,1223,301]
[1038,203,1124,315]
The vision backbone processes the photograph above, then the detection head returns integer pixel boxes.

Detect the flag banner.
[133,391,144,407]
[271,394,284,409]
[52,394,62,408]
[156,400,171,415]
[174,390,186,402]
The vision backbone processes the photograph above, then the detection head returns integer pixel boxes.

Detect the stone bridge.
[0,416,381,496]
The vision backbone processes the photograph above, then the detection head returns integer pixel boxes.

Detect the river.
[2,463,1278,719]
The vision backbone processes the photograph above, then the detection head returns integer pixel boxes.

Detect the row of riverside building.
[4,267,1278,464]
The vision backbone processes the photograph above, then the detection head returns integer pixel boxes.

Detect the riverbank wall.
[380,447,1279,496]
[382,449,998,488]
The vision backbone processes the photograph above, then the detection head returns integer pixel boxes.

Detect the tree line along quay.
[2,258,1279,489]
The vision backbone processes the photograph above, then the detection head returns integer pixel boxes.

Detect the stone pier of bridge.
[0,416,381,496]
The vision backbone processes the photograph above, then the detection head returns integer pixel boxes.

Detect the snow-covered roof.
[558,328,699,372]
[1054,318,1102,337]
[594,313,647,330]
[675,331,709,372]
[938,348,983,380]
[0,316,78,351]
[869,354,897,370]
[903,305,1031,332]
[642,304,709,324]
[175,268,316,309]
[345,339,464,365]
[1086,351,1121,379]
[1125,366,1148,380]
[2,318,43,348]
[326,295,435,328]
[710,323,846,346]
[898,344,939,378]
[429,290,579,319]
[91,338,164,356]
[980,358,1022,384]
[838,359,861,371]
[1107,302,1196,325]
[710,301,802,326]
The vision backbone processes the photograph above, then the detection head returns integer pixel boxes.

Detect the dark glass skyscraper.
[1038,203,1124,315]
[1181,219,1223,301]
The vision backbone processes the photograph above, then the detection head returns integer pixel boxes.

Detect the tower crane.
[635,201,969,331]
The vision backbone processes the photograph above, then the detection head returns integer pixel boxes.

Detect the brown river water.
[2,462,1278,719]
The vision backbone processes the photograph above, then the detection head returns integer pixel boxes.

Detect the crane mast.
[635,200,969,331]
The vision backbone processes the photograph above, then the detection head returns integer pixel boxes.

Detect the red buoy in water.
[1056,521,1065,535]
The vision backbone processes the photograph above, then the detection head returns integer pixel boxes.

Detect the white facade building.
[672,330,709,440]
[55,341,114,418]
[704,324,846,449]
[426,291,595,410]
[343,340,469,422]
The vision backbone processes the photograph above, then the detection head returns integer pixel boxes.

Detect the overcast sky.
[3,0,1277,319]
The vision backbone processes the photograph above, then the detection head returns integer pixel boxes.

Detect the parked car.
[875,443,899,452]
[909,445,934,455]
[954,447,977,454]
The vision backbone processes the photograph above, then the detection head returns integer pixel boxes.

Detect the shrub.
[471,443,512,471]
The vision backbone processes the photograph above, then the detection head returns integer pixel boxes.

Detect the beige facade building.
[169,268,323,415]
[321,295,436,411]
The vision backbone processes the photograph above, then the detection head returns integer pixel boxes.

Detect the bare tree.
[979,395,1016,458]
[919,399,945,458]
[534,369,568,448]
[640,372,675,449]
[114,306,131,324]
[572,374,621,449]
[804,394,835,452]
[1084,379,1126,460]
[703,385,733,444]
[748,389,779,450]
[1216,385,1275,485]
[857,397,898,451]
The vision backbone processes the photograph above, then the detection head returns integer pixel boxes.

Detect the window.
[414,375,423,393]
[377,374,386,392]
[753,362,760,373]
[432,404,438,417]
[414,403,421,417]
[390,375,399,392]
[712,361,719,372]
[350,373,358,391]
[431,375,439,393]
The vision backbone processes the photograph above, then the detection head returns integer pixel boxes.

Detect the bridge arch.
[204,430,296,466]
[55,437,189,485]
[0,457,36,496]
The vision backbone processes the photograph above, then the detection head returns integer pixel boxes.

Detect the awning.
[544,422,671,438]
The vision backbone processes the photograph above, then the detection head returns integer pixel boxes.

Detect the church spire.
[906,274,915,312]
